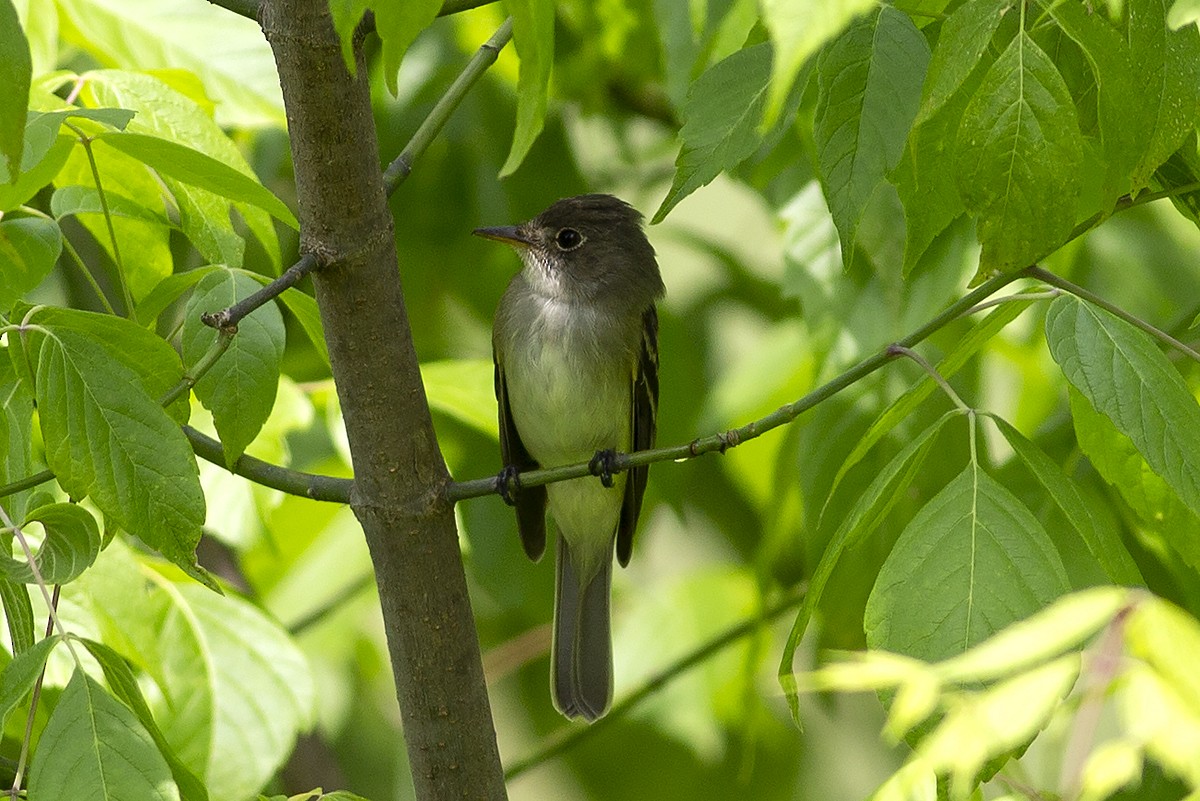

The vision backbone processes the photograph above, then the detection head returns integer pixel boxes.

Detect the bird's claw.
[589,449,618,488]
[496,465,521,506]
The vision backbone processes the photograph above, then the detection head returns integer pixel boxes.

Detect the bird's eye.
[554,228,584,250]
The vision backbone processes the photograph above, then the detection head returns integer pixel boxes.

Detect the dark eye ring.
[555,228,584,250]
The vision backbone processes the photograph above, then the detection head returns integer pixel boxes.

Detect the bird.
[475,194,663,721]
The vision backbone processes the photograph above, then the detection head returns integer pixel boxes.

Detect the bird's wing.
[494,353,547,561]
[617,305,658,567]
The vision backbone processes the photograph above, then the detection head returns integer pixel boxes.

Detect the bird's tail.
[551,535,613,721]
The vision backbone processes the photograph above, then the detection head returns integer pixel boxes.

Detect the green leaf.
[421,359,498,437]
[55,0,285,128]
[51,183,173,226]
[0,633,60,731]
[780,410,957,720]
[2,501,100,584]
[52,121,177,299]
[27,670,180,801]
[277,287,330,368]
[501,0,554,177]
[954,32,1084,274]
[155,583,314,800]
[1050,0,1141,200]
[0,119,73,212]
[0,0,32,180]
[1068,387,1200,567]
[0,579,33,654]
[865,463,1070,661]
[894,102,967,276]
[28,326,205,574]
[134,265,223,327]
[373,0,441,96]
[0,357,34,523]
[814,7,929,264]
[82,69,284,271]
[987,414,1143,586]
[166,175,246,267]
[0,217,61,312]
[1125,0,1200,186]
[96,131,297,229]
[761,0,874,127]
[913,0,1006,128]
[653,43,771,223]
[79,638,210,801]
[1046,295,1200,520]
[32,307,189,422]
[183,269,285,466]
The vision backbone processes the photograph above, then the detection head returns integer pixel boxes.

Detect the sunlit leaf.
[761,0,874,127]
[26,323,205,577]
[55,0,284,128]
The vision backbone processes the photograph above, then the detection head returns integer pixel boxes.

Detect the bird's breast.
[501,297,633,466]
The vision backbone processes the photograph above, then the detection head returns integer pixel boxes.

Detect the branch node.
[717,430,740,453]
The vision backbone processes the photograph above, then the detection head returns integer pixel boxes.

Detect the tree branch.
[447,267,1032,503]
[206,0,496,23]
[184,427,353,503]
[260,2,506,798]
[503,584,807,780]
[1029,266,1200,364]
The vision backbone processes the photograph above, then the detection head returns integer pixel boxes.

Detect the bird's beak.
[473,225,533,247]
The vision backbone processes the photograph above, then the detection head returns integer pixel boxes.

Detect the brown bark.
[260,2,507,798]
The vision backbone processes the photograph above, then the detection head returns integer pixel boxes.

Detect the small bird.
[475,194,664,721]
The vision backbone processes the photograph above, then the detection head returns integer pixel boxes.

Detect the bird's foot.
[496,465,521,506]
[588,449,619,489]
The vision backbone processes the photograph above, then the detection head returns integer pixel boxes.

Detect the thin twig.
[383,18,513,192]
[448,268,1031,503]
[1029,266,1200,364]
[287,572,375,635]
[503,584,807,781]
[200,253,318,330]
[203,16,513,332]
[184,426,354,503]
[0,470,55,501]
[9,585,60,800]
[59,226,116,315]
[65,122,135,317]
[888,345,970,412]
[961,289,1060,317]
[159,328,237,408]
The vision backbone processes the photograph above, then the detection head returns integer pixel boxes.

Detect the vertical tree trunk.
[260,2,507,798]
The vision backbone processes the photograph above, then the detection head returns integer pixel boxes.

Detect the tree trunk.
[260,2,508,798]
